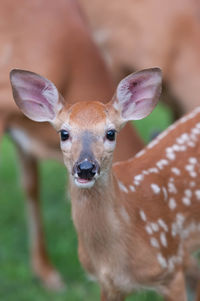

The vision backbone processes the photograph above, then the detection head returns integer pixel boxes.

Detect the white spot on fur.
[190,181,196,188]
[169,197,176,210]
[139,210,147,222]
[162,187,168,201]
[176,213,185,227]
[150,237,160,248]
[177,214,185,230]
[151,222,159,232]
[179,145,187,151]
[172,144,181,151]
[191,172,197,178]
[129,185,135,192]
[160,232,167,247]
[168,182,177,194]
[135,149,146,158]
[168,252,183,272]
[118,181,128,193]
[134,174,144,186]
[171,224,177,237]
[158,219,168,232]
[166,151,176,161]
[171,213,185,237]
[185,164,194,172]
[148,168,159,174]
[179,133,189,142]
[191,128,200,135]
[147,139,159,149]
[134,174,144,181]
[182,197,191,206]
[184,189,192,198]
[157,253,167,268]
[156,159,168,170]
[171,167,181,176]
[145,225,153,235]
[168,257,175,271]
[142,170,149,175]
[151,183,161,194]
[189,157,198,164]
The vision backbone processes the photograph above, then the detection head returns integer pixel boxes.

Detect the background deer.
[11,66,200,300]
[0,0,144,289]
[79,0,200,118]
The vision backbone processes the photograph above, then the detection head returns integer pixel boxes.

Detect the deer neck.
[69,171,124,252]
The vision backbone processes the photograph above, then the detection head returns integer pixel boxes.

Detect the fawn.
[0,0,144,289]
[10,67,200,300]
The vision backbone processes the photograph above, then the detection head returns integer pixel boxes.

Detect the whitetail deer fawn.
[0,0,144,289]
[11,67,200,301]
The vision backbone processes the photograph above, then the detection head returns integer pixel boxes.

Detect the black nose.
[77,161,97,180]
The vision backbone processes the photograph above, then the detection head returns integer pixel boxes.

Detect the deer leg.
[184,256,200,301]
[100,290,125,301]
[16,147,64,290]
[195,282,200,301]
[163,270,187,301]
[0,116,6,142]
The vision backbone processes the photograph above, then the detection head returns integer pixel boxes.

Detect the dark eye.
[106,129,116,141]
[60,130,70,141]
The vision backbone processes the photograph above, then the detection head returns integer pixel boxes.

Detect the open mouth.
[77,178,92,184]
[74,176,96,188]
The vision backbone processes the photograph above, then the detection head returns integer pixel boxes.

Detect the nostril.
[77,161,96,180]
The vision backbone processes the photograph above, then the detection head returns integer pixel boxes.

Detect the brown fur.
[79,0,200,117]
[1,0,143,289]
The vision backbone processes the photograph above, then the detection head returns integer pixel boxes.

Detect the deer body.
[11,67,199,300]
[1,0,144,289]
[79,0,200,117]
[1,0,143,162]
[70,106,200,300]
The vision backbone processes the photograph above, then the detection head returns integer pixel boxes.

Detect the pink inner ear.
[10,70,60,122]
[116,68,162,120]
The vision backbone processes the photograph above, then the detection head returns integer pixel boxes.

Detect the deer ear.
[112,68,162,121]
[10,69,64,122]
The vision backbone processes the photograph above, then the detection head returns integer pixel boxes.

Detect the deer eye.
[106,129,116,141]
[60,129,70,141]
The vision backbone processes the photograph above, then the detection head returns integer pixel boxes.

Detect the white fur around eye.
[60,139,72,152]
[104,138,116,152]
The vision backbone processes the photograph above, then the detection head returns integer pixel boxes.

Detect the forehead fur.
[69,101,107,127]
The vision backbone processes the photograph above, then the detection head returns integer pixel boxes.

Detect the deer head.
[10,68,162,188]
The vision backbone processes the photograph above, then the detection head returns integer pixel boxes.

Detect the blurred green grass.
[0,102,172,300]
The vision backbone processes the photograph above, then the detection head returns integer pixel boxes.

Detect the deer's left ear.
[109,68,162,122]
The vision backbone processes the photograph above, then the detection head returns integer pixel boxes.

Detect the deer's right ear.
[10,69,64,122]
[109,68,162,124]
